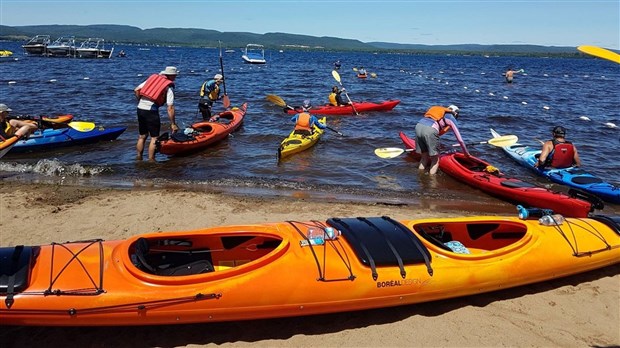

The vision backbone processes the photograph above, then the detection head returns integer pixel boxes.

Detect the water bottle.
[324,227,340,240]
[517,205,554,220]
[307,228,325,245]
[538,214,565,226]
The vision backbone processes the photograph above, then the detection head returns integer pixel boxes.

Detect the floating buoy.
[521,101,528,105]
[543,74,549,77]
[579,116,591,121]
[489,92,495,96]
[475,89,480,93]
[83,77,90,80]
[503,96,508,99]
[463,86,468,90]
[543,106,550,110]
[8,81,16,85]
[604,122,617,129]
[137,74,143,77]
[49,79,57,82]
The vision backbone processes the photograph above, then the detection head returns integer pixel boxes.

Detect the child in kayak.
[290,100,326,136]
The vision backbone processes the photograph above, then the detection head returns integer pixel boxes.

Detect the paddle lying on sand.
[265,94,345,136]
[331,70,359,115]
[219,41,231,108]
[374,135,519,159]
[577,45,620,64]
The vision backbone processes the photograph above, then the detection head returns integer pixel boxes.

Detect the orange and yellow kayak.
[1,214,618,326]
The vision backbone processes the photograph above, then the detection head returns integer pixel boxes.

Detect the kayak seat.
[0,245,34,294]
[132,238,214,276]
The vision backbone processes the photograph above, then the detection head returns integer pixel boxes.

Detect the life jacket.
[140,74,174,106]
[294,113,312,132]
[424,106,450,134]
[328,93,338,106]
[200,81,220,101]
[0,120,14,140]
[549,139,575,168]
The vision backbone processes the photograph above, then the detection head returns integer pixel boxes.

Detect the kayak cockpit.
[126,233,286,283]
[409,220,528,256]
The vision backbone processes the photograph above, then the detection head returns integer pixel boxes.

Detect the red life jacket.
[294,113,312,132]
[139,74,174,106]
[550,139,575,168]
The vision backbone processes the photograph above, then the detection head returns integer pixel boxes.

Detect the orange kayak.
[1,214,618,326]
[157,103,246,155]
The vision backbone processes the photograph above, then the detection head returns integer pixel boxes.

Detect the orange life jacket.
[425,106,450,133]
[549,140,575,168]
[140,74,174,106]
[294,113,312,132]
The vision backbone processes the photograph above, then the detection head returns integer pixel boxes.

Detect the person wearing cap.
[290,100,326,136]
[134,66,178,161]
[415,104,469,175]
[328,86,351,106]
[198,74,224,121]
[535,126,581,169]
[0,104,38,141]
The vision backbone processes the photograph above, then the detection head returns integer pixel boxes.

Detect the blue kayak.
[11,125,126,153]
[490,128,620,204]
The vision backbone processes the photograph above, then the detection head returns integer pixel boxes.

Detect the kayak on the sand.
[1,213,618,326]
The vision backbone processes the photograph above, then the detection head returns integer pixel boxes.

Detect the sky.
[1,0,619,49]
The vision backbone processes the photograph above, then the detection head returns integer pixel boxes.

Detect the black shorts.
[137,108,160,137]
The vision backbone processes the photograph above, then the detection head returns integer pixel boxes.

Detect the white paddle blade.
[374,147,405,159]
[331,70,342,83]
[487,134,518,147]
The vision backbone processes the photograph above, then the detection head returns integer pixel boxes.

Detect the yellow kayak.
[0,50,13,57]
[277,117,326,161]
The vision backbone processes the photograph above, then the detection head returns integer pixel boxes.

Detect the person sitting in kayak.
[0,103,38,141]
[415,104,469,175]
[290,100,326,136]
[358,67,367,76]
[198,74,224,121]
[535,126,581,169]
[328,86,351,107]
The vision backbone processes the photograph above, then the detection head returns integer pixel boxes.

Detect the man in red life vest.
[134,66,179,162]
[535,126,581,169]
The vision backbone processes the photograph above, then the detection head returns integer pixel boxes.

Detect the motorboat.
[46,36,77,57]
[241,44,266,64]
[76,38,114,59]
[21,35,50,55]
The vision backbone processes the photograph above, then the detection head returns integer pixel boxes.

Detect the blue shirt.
[290,113,326,129]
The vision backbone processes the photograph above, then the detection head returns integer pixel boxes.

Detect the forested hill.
[1,24,581,56]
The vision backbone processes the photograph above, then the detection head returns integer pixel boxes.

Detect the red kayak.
[157,103,246,155]
[286,100,400,115]
[399,132,597,218]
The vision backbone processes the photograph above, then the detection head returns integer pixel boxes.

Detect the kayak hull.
[1,214,618,326]
[278,117,326,160]
[400,132,595,217]
[286,100,400,115]
[10,126,126,153]
[491,129,620,204]
[157,103,247,156]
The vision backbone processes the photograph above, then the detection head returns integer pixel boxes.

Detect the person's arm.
[134,81,145,100]
[166,88,178,131]
[445,117,469,156]
[535,141,553,167]
[312,116,326,129]
[573,146,581,167]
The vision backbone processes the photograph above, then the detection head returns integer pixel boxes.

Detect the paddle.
[374,135,519,159]
[577,45,620,64]
[265,95,345,136]
[67,121,96,132]
[331,70,359,115]
[219,41,231,108]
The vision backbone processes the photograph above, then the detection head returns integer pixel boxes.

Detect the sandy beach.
[1,183,618,347]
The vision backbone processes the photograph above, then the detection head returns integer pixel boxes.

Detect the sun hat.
[160,66,179,75]
[0,104,12,112]
[213,74,223,81]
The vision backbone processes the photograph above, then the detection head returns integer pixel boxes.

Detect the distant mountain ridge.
[1,24,581,55]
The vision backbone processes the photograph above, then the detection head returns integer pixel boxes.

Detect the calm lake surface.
[1,41,619,210]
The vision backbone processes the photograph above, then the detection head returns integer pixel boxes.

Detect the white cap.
[213,73,223,81]
[160,66,179,75]
[448,105,459,113]
[0,104,12,112]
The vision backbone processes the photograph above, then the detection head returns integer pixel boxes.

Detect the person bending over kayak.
[535,126,581,169]
[328,86,351,106]
[415,104,469,175]
[0,103,38,140]
[290,100,326,136]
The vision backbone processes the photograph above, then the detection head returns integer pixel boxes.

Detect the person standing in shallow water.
[134,66,178,162]
[198,74,224,121]
[504,67,523,83]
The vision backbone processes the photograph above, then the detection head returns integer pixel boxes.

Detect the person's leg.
[136,134,147,160]
[148,137,158,162]
[136,109,148,160]
[429,155,440,175]
[418,152,429,171]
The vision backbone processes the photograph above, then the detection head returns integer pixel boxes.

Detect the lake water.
[1,41,619,210]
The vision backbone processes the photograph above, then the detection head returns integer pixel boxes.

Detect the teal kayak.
[490,129,620,204]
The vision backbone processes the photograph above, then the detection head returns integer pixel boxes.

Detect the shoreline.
[1,182,618,347]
